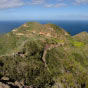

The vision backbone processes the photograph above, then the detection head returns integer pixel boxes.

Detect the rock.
[24,85,33,88]
[15,81,23,88]
[1,77,10,81]
[52,82,63,88]
[0,82,10,88]
[7,82,15,86]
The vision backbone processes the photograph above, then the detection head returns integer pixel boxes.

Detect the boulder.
[1,77,10,81]
[0,82,10,88]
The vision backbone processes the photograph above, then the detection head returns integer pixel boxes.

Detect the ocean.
[0,20,88,35]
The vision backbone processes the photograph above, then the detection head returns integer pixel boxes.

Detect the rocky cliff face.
[0,22,88,88]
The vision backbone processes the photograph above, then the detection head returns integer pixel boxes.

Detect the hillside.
[0,22,88,88]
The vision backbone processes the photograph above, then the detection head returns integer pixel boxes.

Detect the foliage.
[0,22,88,88]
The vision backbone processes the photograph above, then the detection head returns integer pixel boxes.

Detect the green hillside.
[0,22,88,88]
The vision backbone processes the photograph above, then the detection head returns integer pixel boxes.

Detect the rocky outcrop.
[0,77,33,88]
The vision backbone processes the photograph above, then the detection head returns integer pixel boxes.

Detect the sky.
[0,0,88,21]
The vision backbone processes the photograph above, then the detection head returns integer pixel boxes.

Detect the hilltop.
[0,22,88,88]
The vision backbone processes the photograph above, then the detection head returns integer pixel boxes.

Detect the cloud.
[54,3,67,7]
[0,0,24,9]
[0,0,46,9]
[45,3,67,8]
[0,0,88,9]
[74,0,88,5]
[0,0,67,9]
[30,0,44,5]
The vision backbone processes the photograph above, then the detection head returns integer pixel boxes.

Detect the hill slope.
[0,22,88,88]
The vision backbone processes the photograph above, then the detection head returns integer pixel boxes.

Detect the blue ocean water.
[0,20,88,35]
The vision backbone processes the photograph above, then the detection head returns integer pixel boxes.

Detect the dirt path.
[42,43,64,71]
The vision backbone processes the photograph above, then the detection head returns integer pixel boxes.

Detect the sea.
[0,20,88,35]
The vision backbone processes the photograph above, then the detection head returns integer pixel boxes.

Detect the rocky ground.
[0,77,33,88]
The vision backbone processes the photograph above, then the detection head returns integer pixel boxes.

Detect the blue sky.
[0,0,88,20]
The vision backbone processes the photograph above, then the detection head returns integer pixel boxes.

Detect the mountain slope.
[0,22,88,88]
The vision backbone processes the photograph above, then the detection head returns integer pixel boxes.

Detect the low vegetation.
[0,22,88,88]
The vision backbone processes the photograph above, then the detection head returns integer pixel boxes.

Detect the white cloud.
[0,0,88,9]
[45,3,67,8]
[30,0,44,5]
[0,0,46,9]
[0,0,24,9]
[45,4,53,8]
[54,3,67,7]
[74,0,88,5]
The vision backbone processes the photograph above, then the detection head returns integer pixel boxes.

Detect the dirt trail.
[42,43,64,70]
